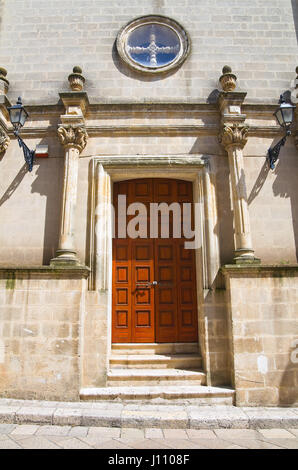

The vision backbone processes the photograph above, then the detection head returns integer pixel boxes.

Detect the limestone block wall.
[0,138,63,266]
[201,286,231,386]
[224,266,298,406]
[81,290,110,389]
[0,268,88,401]
[243,133,298,265]
[0,0,296,105]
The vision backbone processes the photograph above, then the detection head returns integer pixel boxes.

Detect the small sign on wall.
[35,144,48,158]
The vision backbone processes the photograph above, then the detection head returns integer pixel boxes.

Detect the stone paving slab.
[0,423,297,449]
[0,399,297,429]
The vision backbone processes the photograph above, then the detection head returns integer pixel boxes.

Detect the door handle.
[136,281,158,287]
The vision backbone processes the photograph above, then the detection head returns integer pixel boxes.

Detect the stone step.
[107,368,206,387]
[110,354,202,369]
[80,385,235,405]
[111,342,200,355]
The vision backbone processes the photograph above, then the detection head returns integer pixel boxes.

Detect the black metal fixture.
[7,97,35,172]
[267,96,296,170]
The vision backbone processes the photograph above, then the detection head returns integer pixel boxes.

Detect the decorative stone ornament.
[0,128,10,153]
[57,124,88,152]
[219,65,237,92]
[116,15,190,74]
[68,66,85,91]
[218,123,249,150]
[0,67,9,95]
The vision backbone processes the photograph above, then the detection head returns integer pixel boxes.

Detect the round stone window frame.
[116,15,190,74]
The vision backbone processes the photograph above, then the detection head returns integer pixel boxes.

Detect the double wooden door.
[112,178,198,343]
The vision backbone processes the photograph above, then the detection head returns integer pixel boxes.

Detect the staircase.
[80,343,235,405]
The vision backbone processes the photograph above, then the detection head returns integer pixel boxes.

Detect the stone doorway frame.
[88,154,220,382]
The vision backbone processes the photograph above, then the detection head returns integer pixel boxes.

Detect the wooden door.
[112,178,198,343]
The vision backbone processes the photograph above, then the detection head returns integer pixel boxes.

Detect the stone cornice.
[221,264,298,276]
[0,265,90,278]
[4,124,283,138]
[93,154,206,168]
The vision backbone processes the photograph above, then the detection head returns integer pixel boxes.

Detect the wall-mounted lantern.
[7,97,35,171]
[267,96,296,170]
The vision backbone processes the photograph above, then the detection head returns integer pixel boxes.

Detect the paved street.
[0,424,297,449]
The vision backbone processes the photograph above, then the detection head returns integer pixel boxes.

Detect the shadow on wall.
[271,148,298,262]
[247,160,270,206]
[0,163,27,207]
[291,0,298,44]
[30,151,63,265]
[248,143,298,262]
[278,349,298,406]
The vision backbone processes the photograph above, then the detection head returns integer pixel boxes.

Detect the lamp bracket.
[14,130,35,172]
[267,132,290,170]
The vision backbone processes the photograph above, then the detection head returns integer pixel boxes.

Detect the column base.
[233,249,261,265]
[50,249,81,267]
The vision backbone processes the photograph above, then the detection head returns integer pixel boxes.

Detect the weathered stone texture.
[0,270,87,401]
[224,267,298,407]
[0,0,296,104]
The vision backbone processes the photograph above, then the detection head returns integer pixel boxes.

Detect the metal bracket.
[267,131,290,170]
[15,131,35,172]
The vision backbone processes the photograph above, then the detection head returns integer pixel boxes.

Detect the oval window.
[117,16,189,74]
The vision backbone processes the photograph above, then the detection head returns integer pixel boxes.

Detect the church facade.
[0,0,297,406]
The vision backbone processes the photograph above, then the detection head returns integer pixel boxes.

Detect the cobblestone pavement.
[0,424,297,449]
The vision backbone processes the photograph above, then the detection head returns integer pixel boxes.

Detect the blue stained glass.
[126,23,181,68]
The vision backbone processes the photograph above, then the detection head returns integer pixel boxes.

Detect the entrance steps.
[80,385,235,405]
[80,343,235,405]
[108,342,205,386]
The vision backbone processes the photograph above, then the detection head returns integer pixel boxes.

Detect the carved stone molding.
[218,123,249,150]
[0,128,10,153]
[57,125,88,152]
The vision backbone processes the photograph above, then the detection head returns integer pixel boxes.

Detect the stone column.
[217,66,260,264]
[51,66,89,266]
[51,125,88,265]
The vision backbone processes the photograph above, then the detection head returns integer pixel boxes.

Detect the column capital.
[218,123,249,151]
[57,124,88,153]
[0,127,10,154]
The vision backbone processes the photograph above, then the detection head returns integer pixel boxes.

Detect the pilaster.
[50,68,89,267]
[217,67,260,265]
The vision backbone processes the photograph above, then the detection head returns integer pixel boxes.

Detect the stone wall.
[0,0,296,105]
[0,267,89,401]
[223,265,298,406]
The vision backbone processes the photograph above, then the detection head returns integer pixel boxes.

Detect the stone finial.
[68,66,85,91]
[57,124,88,152]
[219,65,237,92]
[0,67,9,95]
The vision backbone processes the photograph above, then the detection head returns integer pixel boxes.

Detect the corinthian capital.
[57,125,88,153]
[0,128,10,154]
[219,124,249,150]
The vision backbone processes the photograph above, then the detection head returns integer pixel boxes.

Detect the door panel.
[112,178,198,343]
[131,240,155,342]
